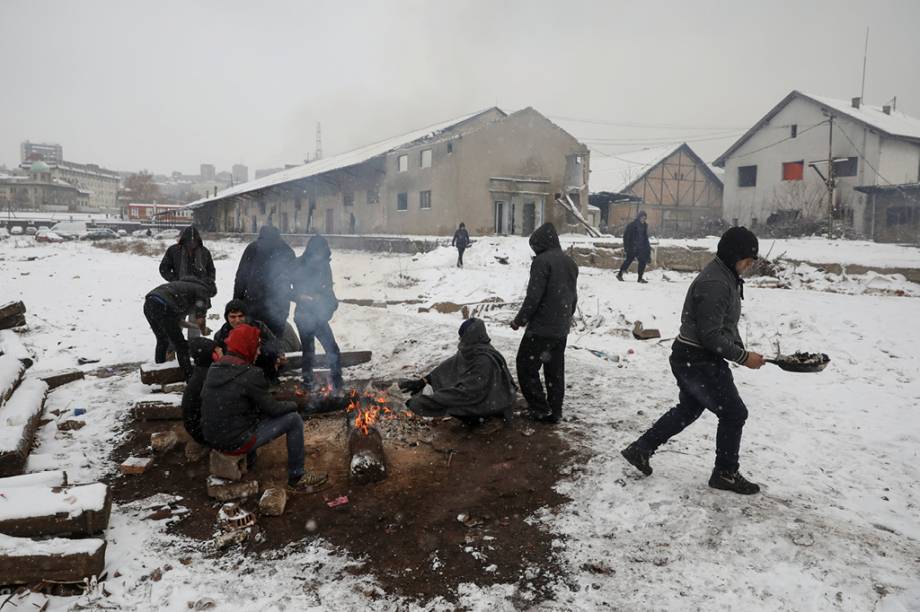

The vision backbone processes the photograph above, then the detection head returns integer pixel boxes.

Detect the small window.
[419,190,431,209]
[782,161,804,181]
[397,155,408,173]
[833,157,858,177]
[447,142,453,154]
[420,149,432,168]
[886,206,914,226]
[397,192,408,211]
[344,192,354,207]
[738,165,757,187]
[575,155,584,165]
[790,124,798,138]
[366,189,379,205]
[259,201,266,214]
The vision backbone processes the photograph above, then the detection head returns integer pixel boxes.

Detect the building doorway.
[523,201,536,235]
[493,200,505,234]
[325,209,334,234]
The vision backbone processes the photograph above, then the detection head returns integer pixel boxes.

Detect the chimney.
[882,105,892,115]
[851,97,861,109]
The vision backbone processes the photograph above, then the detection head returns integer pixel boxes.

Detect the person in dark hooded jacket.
[159,225,216,331]
[621,226,765,495]
[181,337,216,446]
[200,324,328,490]
[617,211,651,283]
[233,225,295,338]
[143,276,217,376]
[510,223,578,424]
[291,235,343,391]
[401,318,516,425]
[451,223,470,268]
[213,299,284,383]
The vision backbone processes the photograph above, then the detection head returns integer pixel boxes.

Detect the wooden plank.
[141,350,373,385]
[0,470,67,489]
[35,369,84,390]
[132,396,183,421]
[0,378,48,477]
[0,534,106,585]
[0,483,111,537]
[0,302,26,321]
[0,314,27,331]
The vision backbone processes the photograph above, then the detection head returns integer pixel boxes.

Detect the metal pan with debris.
[766,352,831,373]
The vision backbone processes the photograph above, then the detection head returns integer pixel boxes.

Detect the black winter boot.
[708,469,760,495]
[621,443,652,476]
[616,272,624,282]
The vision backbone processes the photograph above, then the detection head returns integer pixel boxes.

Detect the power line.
[581,130,745,146]
[833,122,920,206]
[731,120,829,160]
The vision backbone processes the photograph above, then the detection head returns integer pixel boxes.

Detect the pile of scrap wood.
[0,301,27,330]
[0,471,111,585]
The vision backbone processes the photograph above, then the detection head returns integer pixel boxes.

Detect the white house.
[713,90,920,235]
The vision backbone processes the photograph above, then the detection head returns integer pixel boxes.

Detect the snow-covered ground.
[1,235,919,610]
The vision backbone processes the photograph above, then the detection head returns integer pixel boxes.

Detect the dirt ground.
[108,379,580,605]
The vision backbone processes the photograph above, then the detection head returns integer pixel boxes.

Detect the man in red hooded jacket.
[200,324,327,490]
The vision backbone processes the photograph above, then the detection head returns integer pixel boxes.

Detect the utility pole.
[826,115,835,230]
[860,27,869,101]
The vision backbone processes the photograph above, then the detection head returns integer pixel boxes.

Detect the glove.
[398,378,426,395]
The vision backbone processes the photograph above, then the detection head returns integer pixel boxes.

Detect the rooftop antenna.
[314,122,323,161]
[860,27,869,101]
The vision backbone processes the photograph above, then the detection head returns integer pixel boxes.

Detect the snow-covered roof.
[714,90,920,166]
[187,108,504,210]
[589,143,723,194]
[590,144,680,193]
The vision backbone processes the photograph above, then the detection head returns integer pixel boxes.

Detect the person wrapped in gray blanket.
[401,318,516,425]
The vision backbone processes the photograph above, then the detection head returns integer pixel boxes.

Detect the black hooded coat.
[145,278,217,316]
[623,216,651,261]
[512,223,579,338]
[159,226,216,285]
[233,226,295,329]
[407,319,516,419]
[291,235,338,325]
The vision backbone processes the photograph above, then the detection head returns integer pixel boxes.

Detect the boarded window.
[397,155,408,173]
[886,206,915,226]
[782,161,804,181]
[397,192,408,211]
[344,193,354,207]
[419,190,431,209]
[738,165,757,187]
[420,149,432,168]
[447,142,453,154]
[366,189,379,205]
[833,157,858,177]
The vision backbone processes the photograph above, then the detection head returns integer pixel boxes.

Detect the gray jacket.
[677,257,748,364]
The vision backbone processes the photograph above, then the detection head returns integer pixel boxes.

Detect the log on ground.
[0,302,26,321]
[0,378,48,477]
[346,416,387,484]
[281,350,372,372]
[0,534,106,585]
[0,314,27,331]
[35,369,84,390]
[0,483,112,537]
[132,395,183,420]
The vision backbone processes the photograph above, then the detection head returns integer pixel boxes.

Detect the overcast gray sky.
[2,0,918,176]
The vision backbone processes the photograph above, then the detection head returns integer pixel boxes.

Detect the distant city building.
[255,167,283,180]
[215,171,232,183]
[232,164,248,184]
[0,161,89,211]
[18,160,121,211]
[20,141,63,164]
[200,164,216,181]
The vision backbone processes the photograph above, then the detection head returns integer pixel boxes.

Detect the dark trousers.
[249,301,288,339]
[515,332,567,418]
[637,345,748,472]
[457,246,466,267]
[619,252,648,278]
[143,297,191,374]
[295,318,343,390]
[250,412,305,480]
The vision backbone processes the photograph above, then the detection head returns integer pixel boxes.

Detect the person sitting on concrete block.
[214,299,285,383]
[401,318,516,426]
[143,276,217,378]
[200,324,327,491]
[182,337,217,447]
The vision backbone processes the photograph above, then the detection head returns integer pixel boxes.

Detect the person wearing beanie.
[510,222,579,424]
[617,211,652,283]
[200,324,327,491]
[213,299,285,383]
[400,318,516,425]
[181,337,217,447]
[622,226,765,495]
[143,276,217,378]
[451,222,471,268]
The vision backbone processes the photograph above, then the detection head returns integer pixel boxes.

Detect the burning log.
[345,391,391,484]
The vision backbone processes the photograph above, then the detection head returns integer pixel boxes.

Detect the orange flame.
[345,389,400,436]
